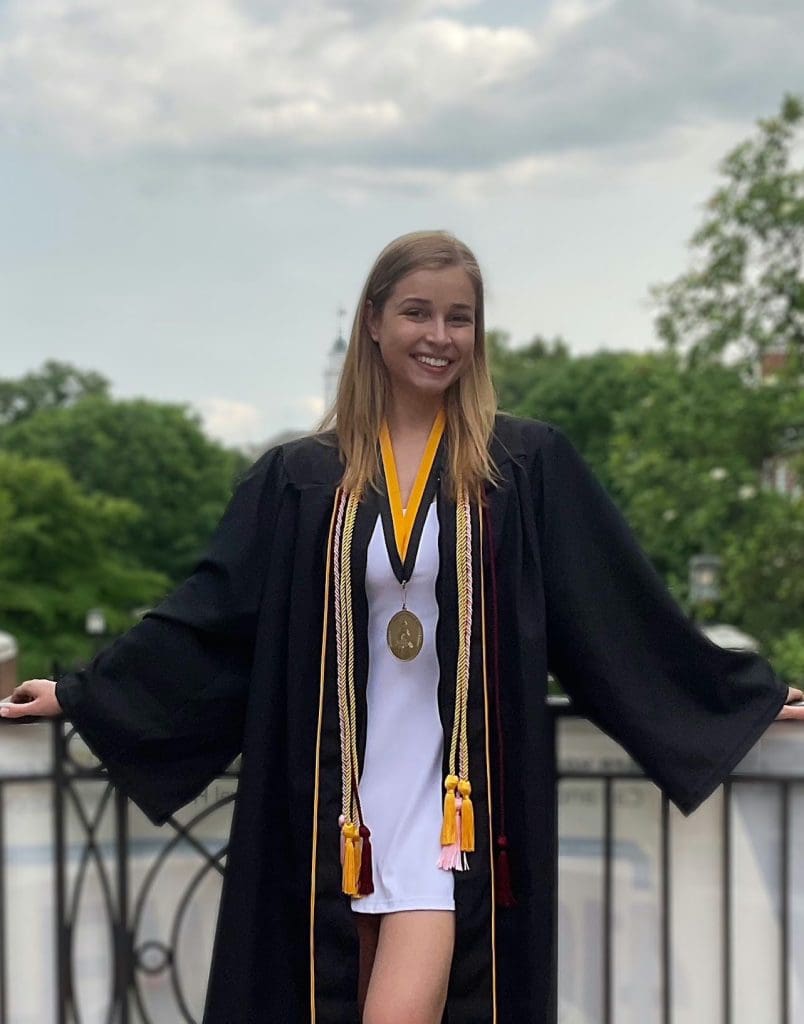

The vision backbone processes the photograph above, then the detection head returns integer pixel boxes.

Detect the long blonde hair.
[318,230,498,499]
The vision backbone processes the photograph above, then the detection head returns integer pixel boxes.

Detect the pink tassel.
[437,794,464,871]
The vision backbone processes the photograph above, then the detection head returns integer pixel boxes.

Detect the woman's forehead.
[390,265,475,304]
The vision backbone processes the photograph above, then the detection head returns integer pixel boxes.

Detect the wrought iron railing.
[1,705,802,1023]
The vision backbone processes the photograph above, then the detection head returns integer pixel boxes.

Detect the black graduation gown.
[55,413,788,1024]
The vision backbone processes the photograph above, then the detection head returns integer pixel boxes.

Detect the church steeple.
[325,306,348,409]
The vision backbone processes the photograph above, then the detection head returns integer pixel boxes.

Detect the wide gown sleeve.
[537,425,788,815]
[55,446,287,825]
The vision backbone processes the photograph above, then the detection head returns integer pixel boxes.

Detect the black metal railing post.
[115,787,131,1024]
[780,782,790,1024]
[53,718,70,1024]
[547,699,560,1024]
[0,782,7,1024]
[723,780,732,1024]
[602,776,613,1024]
[660,793,671,1024]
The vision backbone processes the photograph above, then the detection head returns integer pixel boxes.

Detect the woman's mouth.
[412,354,451,368]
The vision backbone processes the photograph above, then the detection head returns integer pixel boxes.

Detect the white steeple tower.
[325,306,348,410]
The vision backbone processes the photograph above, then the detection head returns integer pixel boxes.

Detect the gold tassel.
[458,779,475,852]
[342,821,359,896]
[440,774,459,845]
[439,488,475,872]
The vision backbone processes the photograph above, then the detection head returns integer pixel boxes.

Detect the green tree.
[0,452,167,679]
[718,494,804,645]
[488,330,571,411]
[0,360,110,426]
[608,359,803,661]
[490,332,666,485]
[0,396,248,581]
[652,94,804,376]
[768,629,804,685]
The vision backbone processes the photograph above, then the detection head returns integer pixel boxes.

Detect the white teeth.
[414,355,449,367]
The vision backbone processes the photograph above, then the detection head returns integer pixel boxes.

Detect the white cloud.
[542,0,618,36]
[0,0,538,154]
[291,394,326,422]
[0,0,800,195]
[196,396,264,444]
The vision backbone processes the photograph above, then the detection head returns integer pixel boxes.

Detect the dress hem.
[350,897,456,914]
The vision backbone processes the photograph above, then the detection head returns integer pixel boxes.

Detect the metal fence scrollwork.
[54,723,239,1024]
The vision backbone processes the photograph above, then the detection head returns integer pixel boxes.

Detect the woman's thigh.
[362,910,455,1024]
[354,912,382,1014]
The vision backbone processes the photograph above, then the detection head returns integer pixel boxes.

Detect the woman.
[4,229,803,1024]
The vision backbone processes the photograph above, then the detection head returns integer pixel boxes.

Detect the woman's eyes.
[403,309,473,323]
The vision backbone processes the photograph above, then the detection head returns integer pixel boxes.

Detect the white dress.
[350,501,455,914]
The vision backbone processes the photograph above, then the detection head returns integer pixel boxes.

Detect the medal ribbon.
[379,407,446,582]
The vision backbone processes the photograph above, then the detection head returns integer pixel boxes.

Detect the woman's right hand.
[0,679,62,719]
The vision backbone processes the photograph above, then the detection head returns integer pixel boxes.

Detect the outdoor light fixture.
[689,554,723,606]
[84,608,107,637]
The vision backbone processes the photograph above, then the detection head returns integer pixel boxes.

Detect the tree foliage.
[608,359,803,636]
[0,395,248,581]
[0,360,110,427]
[652,94,804,376]
[490,337,804,679]
[0,452,167,679]
[490,332,664,487]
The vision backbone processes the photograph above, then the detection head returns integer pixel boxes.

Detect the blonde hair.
[318,229,498,499]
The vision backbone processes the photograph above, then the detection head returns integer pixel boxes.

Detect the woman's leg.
[361,910,455,1024]
[353,912,382,1016]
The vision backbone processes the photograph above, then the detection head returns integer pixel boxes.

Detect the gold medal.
[387,608,424,661]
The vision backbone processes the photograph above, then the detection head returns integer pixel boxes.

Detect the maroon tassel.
[357,824,375,896]
[494,835,516,907]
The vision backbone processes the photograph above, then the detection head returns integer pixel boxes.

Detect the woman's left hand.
[776,687,804,720]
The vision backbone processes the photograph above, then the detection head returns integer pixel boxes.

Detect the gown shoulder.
[265,430,342,488]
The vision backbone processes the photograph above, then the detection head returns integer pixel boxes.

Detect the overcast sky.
[1,0,802,446]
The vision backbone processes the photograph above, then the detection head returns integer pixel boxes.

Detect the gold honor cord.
[332,492,351,826]
[333,487,368,896]
[379,407,446,561]
[438,485,475,870]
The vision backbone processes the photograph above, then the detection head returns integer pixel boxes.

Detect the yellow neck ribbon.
[379,407,446,562]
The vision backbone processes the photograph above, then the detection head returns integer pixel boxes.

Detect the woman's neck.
[385,393,443,441]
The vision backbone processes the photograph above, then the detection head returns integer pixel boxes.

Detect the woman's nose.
[425,317,449,342]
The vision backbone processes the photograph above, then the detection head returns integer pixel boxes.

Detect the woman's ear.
[366,300,379,343]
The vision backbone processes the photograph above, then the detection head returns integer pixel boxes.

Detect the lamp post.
[85,607,107,657]
[688,554,722,625]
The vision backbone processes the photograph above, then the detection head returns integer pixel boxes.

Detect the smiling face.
[367,265,477,412]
